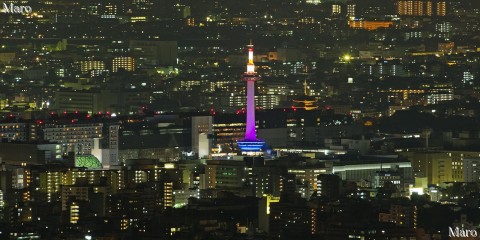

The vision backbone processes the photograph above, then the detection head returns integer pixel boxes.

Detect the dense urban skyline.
[0,0,480,239]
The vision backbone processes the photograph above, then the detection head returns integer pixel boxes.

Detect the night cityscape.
[0,0,480,239]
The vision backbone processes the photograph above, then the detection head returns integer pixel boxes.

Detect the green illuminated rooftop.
[75,155,102,169]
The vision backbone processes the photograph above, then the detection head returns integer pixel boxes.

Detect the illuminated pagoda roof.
[293,80,318,111]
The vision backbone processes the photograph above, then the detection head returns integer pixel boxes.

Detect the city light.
[0,0,476,238]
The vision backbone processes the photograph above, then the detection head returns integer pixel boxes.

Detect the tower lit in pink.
[237,43,265,152]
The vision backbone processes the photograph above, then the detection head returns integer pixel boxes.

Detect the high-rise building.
[317,174,341,199]
[258,194,280,233]
[332,4,342,15]
[61,184,111,211]
[12,167,31,190]
[464,158,480,182]
[427,87,453,104]
[163,181,173,209]
[401,151,477,185]
[91,137,119,168]
[43,123,119,155]
[204,160,247,189]
[131,0,154,13]
[54,90,150,114]
[269,193,317,238]
[379,201,418,228]
[347,4,356,18]
[237,44,265,152]
[79,60,105,74]
[129,40,178,66]
[396,0,446,16]
[306,0,321,5]
[252,165,284,198]
[435,0,446,16]
[0,122,39,142]
[173,5,191,18]
[288,166,329,198]
[191,116,213,159]
[112,57,135,72]
[463,71,474,85]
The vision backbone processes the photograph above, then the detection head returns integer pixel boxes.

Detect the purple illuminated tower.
[237,44,265,152]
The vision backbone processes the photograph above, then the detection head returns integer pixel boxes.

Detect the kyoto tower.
[237,43,265,152]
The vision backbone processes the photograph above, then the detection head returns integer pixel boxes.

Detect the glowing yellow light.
[343,55,351,61]
[164,163,175,169]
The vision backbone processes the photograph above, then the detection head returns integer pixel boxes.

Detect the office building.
[204,160,247,189]
[317,174,341,199]
[269,193,317,238]
[112,57,135,72]
[191,116,213,159]
[396,0,446,16]
[129,40,178,66]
